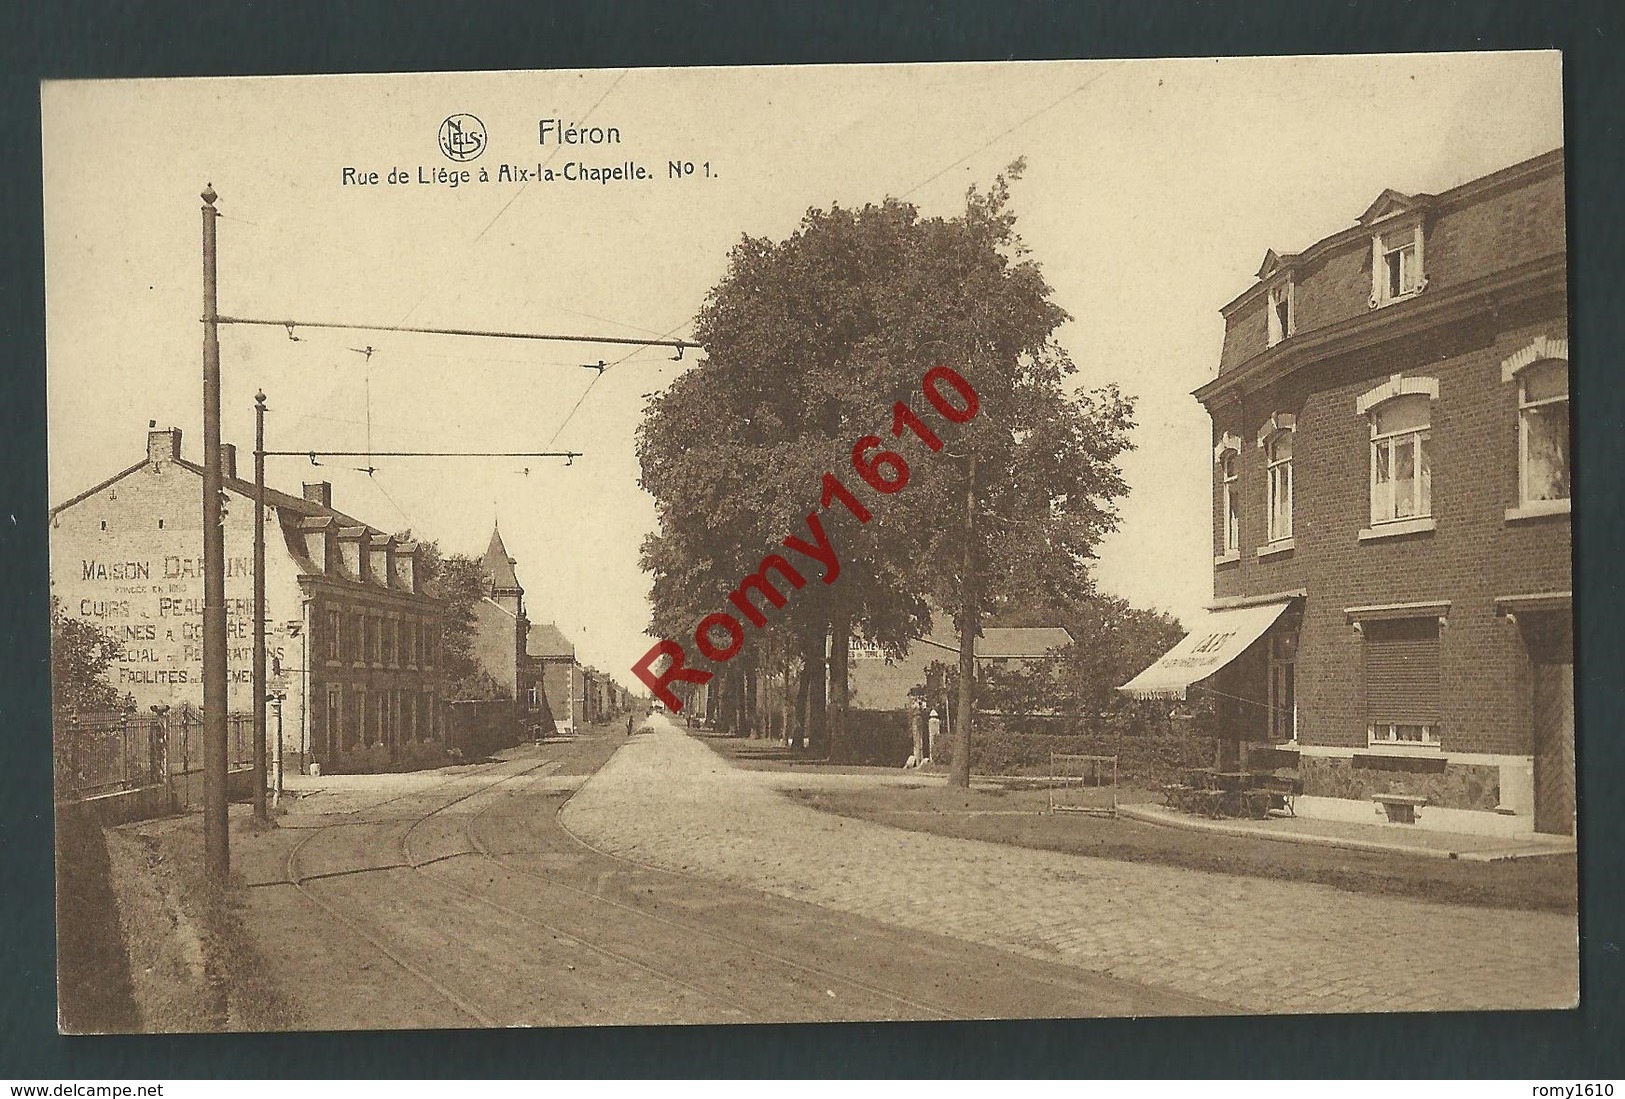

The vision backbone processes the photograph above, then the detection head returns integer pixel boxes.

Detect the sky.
[41,54,1564,682]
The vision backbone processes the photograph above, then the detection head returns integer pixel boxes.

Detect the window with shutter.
[1364,617,1441,746]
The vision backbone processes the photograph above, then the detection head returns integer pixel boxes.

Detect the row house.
[51,424,447,773]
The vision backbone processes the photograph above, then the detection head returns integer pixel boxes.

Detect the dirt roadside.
[100,806,303,1032]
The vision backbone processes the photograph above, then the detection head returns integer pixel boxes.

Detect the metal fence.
[55,709,256,805]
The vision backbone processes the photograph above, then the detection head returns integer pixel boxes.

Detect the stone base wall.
[1301,755,1500,811]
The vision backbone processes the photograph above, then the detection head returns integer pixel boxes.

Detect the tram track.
[461,763,971,1022]
[278,752,558,1029]
[263,727,1207,1026]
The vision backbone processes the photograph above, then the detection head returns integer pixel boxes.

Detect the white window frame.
[1518,364,1569,506]
[1356,376,1439,535]
[1369,221,1427,309]
[1267,434,1293,542]
[1222,448,1235,552]
[1499,338,1572,519]
[1369,410,1430,526]
[1267,280,1295,347]
[1257,414,1296,546]
[1366,722,1442,750]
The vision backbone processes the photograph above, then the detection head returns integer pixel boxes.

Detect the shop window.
[1269,632,1297,743]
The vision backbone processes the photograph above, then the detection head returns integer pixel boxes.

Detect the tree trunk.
[828,606,851,763]
[803,621,827,756]
[792,660,809,751]
[782,652,796,747]
[735,667,751,738]
[717,668,737,735]
[950,455,978,788]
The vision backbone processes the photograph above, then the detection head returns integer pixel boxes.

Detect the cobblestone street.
[562,716,1579,1015]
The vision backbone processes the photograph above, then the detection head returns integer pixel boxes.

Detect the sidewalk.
[1119,803,1577,862]
[560,716,1577,1015]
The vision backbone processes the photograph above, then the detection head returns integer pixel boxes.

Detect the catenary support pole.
[201,184,229,880]
[950,454,977,789]
[272,693,284,810]
[252,390,268,821]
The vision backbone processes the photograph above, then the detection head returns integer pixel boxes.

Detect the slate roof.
[526,621,574,659]
[482,524,522,592]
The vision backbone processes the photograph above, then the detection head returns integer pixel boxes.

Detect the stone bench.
[1372,792,1428,824]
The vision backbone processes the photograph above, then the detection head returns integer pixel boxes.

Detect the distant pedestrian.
[626,714,635,736]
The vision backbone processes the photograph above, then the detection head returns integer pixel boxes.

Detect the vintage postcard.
[43,54,1574,1032]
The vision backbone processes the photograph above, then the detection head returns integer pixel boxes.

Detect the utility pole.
[950,454,977,789]
[252,390,268,822]
[201,184,229,881]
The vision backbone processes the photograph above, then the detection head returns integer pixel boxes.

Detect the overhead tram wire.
[266,450,583,460]
[899,61,1125,200]
[540,316,696,451]
[216,314,694,353]
[381,68,632,330]
[471,68,628,248]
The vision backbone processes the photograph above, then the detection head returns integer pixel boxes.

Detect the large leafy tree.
[639,162,1135,777]
[403,534,508,702]
[982,595,1188,722]
[50,596,126,718]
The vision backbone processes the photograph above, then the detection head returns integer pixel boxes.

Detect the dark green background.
[2,0,1620,1079]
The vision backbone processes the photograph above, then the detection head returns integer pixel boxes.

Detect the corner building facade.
[51,425,447,774]
[1144,149,1572,836]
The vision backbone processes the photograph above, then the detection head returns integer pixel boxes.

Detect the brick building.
[1122,149,1572,836]
[848,620,1073,714]
[525,619,582,734]
[50,424,447,774]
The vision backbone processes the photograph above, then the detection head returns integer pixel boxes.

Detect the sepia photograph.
[42,52,1575,1033]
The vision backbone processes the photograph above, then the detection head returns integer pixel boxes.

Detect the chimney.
[219,443,237,480]
[147,423,182,464]
[302,481,332,509]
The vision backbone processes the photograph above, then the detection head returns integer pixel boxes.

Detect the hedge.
[932,716,1214,784]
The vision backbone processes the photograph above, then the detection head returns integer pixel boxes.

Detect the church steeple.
[482,522,524,617]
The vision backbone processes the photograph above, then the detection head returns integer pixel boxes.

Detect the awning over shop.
[1117,599,1295,701]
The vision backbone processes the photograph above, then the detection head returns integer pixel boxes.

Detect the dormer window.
[1267,281,1294,347]
[1370,222,1427,308]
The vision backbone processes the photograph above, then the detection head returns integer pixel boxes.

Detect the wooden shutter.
[1364,617,1440,723]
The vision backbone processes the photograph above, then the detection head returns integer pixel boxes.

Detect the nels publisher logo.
[437,114,487,162]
